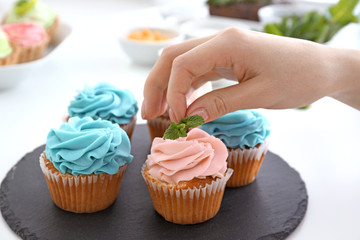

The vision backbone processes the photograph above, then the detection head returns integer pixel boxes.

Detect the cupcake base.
[39,152,126,213]
[226,142,269,187]
[147,114,170,141]
[120,115,137,140]
[142,165,233,225]
[15,35,49,63]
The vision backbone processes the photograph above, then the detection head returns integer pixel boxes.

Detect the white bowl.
[258,2,331,26]
[180,16,250,39]
[0,22,72,90]
[119,27,184,66]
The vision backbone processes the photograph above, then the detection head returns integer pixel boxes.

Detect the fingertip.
[187,108,209,122]
[141,101,147,119]
[168,102,187,123]
[186,91,230,123]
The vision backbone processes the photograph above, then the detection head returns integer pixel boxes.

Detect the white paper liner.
[141,163,233,224]
[227,141,269,165]
[39,152,126,213]
[226,141,269,187]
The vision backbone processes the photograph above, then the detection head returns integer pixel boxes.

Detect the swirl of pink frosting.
[2,23,46,47]
[146,128,228,184]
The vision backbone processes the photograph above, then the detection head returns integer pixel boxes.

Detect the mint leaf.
[178,123,187,137]
[163,122,180,140]
[163,115,205,140]
[179,115,205,129]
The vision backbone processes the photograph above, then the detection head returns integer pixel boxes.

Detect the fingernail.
[188,108,209,121]
[141,101,146,119]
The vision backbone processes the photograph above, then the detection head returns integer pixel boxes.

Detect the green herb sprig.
[263,0,359,44]
[163,115,205,140]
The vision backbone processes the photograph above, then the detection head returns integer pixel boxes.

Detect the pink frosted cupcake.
[142,128,233,224]
[4,0,59,42]
[2,22,48,63]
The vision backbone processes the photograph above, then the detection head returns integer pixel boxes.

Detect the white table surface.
[1,0,360,239]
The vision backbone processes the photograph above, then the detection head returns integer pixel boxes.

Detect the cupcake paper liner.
[119,115,137,140]
[142,164,233,225]
[39,152,127,213]
[147,115,170,141]
[226,141,269,187]
[15,34,49,63]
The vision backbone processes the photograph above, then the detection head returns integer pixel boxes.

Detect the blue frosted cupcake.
[201,110,270,187]
[68,82,138,139]
[39,117,133,213]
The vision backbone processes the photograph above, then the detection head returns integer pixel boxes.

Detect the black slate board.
[0,124,307,240]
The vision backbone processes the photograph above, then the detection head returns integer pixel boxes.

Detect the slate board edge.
[258,150,308,240]
[0,145,44,240]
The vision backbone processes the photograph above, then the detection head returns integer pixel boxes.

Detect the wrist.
[329,48,360,110]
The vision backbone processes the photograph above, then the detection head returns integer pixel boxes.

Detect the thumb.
[186,77,272,122]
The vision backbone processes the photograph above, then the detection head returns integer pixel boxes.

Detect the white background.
[0,0,360,239]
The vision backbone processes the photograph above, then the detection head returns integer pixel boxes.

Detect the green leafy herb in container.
[264,0,359,43]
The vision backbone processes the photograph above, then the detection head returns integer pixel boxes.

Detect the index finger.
[167,31,237,122]
[142,35,215,120]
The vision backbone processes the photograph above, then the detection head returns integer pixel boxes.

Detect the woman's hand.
[142,28,360,122]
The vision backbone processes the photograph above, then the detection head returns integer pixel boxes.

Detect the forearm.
[329,48,360,110]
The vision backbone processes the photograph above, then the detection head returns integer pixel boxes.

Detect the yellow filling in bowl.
[127,29,170,42]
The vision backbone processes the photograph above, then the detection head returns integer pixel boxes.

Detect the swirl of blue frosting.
[68,83,138,125]
[45,117,133,175]
[200,110,270,149]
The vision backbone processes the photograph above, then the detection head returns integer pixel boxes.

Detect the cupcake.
[147,109,170,141]
[201,110,270,187]
[0,29,19,65]
[4,0,58,42]
[39,117,133,213]
[2,22,49,63]
[142,128,233,224]
[67,83,139,139]
[147,83,212,141]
